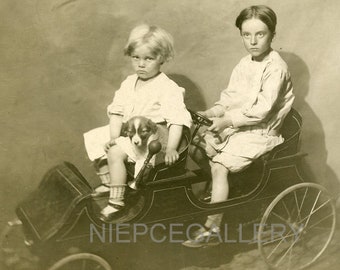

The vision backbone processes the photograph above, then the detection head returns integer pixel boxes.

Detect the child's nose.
[138,59,146,67]
[250,36,257,45]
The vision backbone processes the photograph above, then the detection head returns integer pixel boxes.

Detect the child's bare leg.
[101,145,128,217]
[107,145,127,185]
[210,162,229,202]
[182,161,229,247]
[205,162,229,229]
[93,158,111,194]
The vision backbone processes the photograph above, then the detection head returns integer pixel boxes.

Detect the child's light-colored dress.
[84,72,192,175]
[199,50,295,172]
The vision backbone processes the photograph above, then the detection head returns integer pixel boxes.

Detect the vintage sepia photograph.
[1,0,340,269]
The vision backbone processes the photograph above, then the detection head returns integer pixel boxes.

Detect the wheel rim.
[258,183,336,270]
[48,253,112,270]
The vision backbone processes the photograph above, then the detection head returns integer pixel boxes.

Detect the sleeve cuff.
[229,110,246,128]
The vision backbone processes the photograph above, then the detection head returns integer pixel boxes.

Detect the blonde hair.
[124,24,174,62]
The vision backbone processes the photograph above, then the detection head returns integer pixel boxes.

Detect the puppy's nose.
[134,141,139,145]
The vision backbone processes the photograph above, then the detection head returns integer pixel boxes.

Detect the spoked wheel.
[258,183,336,270]
[1,219,39,269]
[48,253,112,270]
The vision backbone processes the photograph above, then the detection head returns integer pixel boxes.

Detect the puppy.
[122,116,159,184]
[123,116,158,150]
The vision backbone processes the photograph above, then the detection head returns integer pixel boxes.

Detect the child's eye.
[132,56,139,60]
[145,57,154,61]
[257,32,264,38]
[242,33,250,39]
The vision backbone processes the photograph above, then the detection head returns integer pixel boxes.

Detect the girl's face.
[240,18,274,62]
[130,45,163,80]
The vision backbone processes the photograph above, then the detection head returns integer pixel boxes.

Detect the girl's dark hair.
[235,5,277,34]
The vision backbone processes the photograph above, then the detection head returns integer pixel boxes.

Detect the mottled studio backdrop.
[1,0,340,229]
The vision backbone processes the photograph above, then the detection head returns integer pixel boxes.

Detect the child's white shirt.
[107,72,191,128]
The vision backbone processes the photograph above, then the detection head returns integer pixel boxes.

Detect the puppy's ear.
[148,119,158,134]
[121,122,129,137]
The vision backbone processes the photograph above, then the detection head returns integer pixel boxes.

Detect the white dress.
[83,72,192,175]
[200,50,295,172]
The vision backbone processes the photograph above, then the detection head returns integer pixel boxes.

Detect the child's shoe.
[199,190,212,203]
[182,226,221,248]
[92,160,111,198]
[99,201,125,222]
[91,184,110,198]
[99,184,126,222]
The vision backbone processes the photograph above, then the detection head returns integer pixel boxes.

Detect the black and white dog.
[123,116,158,150]
[122,116,159,187]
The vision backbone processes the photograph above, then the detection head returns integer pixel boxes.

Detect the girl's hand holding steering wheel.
[207,115,233,134]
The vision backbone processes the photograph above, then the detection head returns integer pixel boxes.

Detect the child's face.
[240,18,273,61]
[130,45,163,80]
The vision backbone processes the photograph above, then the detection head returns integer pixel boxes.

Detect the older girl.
[183,5,294,247]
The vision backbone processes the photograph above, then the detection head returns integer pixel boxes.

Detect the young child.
[84,24,191,221]
[183,5,295,247]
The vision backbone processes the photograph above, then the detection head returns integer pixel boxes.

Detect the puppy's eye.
[139,128,151,139]
[126,128,134,136]
[141,128,150,134]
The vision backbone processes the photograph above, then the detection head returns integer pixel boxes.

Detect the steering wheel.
[188,109,213,127]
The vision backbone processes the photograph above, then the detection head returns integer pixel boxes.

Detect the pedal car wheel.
[1,219,39,269]
[258,183,336,270]
[48,253,112,270]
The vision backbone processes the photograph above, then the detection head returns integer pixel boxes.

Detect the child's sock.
[205,214,223,231]
[94,160,111,193]
[94,184,110,193]
[95,167,110,192]
[100,185,126,216]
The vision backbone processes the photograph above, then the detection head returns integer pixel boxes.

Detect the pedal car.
[1,109,337,270]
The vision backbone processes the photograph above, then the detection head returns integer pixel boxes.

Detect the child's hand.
[104,139,116,152]
[165,148,179,166]
[198,110,214,118]
[208,115,233,134]
[197,111,208,117]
